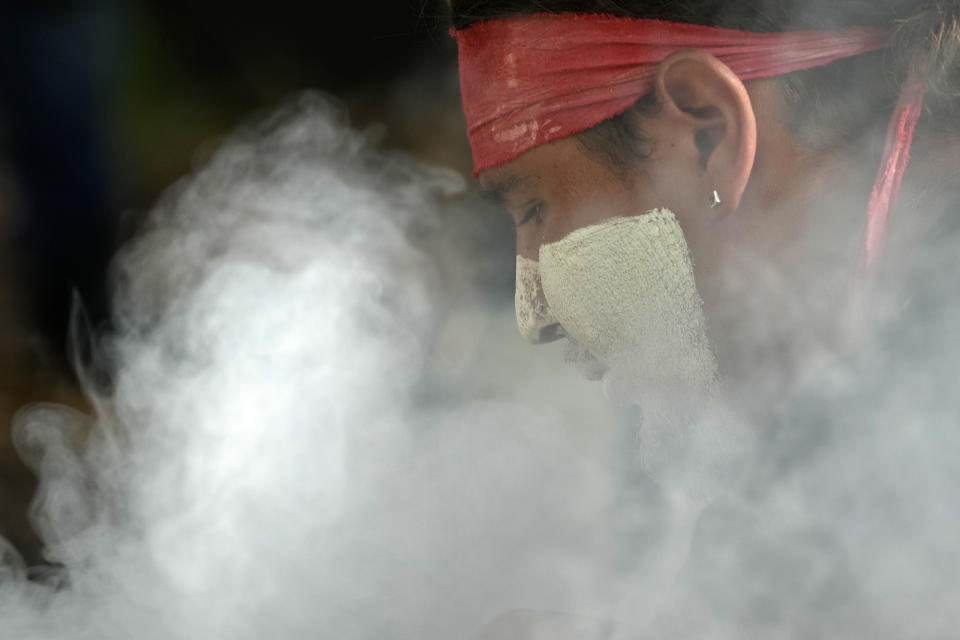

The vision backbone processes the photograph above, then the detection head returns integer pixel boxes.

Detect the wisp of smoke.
[5,84,960,639]
[0,93,671,639]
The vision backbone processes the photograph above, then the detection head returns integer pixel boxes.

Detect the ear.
[653,49,757,213]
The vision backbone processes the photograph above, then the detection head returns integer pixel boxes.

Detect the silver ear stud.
[709,190,722,209]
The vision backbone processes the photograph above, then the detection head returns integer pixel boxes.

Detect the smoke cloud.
[2,83,960,639]
[0,94,679,639]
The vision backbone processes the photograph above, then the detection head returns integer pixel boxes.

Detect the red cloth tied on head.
[453,13,923,269]
[453,14,887,175]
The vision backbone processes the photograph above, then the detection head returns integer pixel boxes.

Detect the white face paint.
[533,209,752,497]
[538,209,717,402]
[515,255,564,344]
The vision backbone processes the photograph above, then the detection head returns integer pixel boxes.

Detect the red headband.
[453,13,924,268]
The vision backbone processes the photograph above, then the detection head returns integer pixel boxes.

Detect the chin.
[607,373,755,502]
[561,337,607,381]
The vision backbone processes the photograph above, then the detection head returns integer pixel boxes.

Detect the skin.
[480,50,955,421]
[485,51,758,268]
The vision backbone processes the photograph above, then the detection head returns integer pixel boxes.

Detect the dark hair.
[449,1,960,168]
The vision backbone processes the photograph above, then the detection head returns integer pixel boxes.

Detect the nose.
[515,255,565,344]
[516,224,541,262]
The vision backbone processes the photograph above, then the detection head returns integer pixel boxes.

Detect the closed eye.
[519,203,543,227]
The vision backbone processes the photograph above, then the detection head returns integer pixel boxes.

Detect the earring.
[709,190,722,209]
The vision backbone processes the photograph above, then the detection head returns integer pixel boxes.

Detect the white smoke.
[3,86,960,640]
[0,94,681,639]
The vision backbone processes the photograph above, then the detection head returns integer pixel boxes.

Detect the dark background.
[0,0,488,559]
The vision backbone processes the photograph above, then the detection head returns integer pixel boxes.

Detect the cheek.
[541,207,606,244]
[540,182,651,245]
[638,163,723,290]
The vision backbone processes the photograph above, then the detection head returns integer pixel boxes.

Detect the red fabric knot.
[862,59,928,270]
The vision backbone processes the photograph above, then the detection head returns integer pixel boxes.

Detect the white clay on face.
[515,255,561,343]
[539,209,751,496]
[539,209,717,398]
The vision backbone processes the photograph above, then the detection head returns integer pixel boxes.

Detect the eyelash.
[518,203,543,227]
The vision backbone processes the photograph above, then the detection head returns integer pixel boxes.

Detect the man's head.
[450,1,960,488]
[455,2,960,379]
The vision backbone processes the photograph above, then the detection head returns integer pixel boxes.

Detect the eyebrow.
[479,173,526,206]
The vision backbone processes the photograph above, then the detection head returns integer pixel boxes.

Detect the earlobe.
[654,50,757,213]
